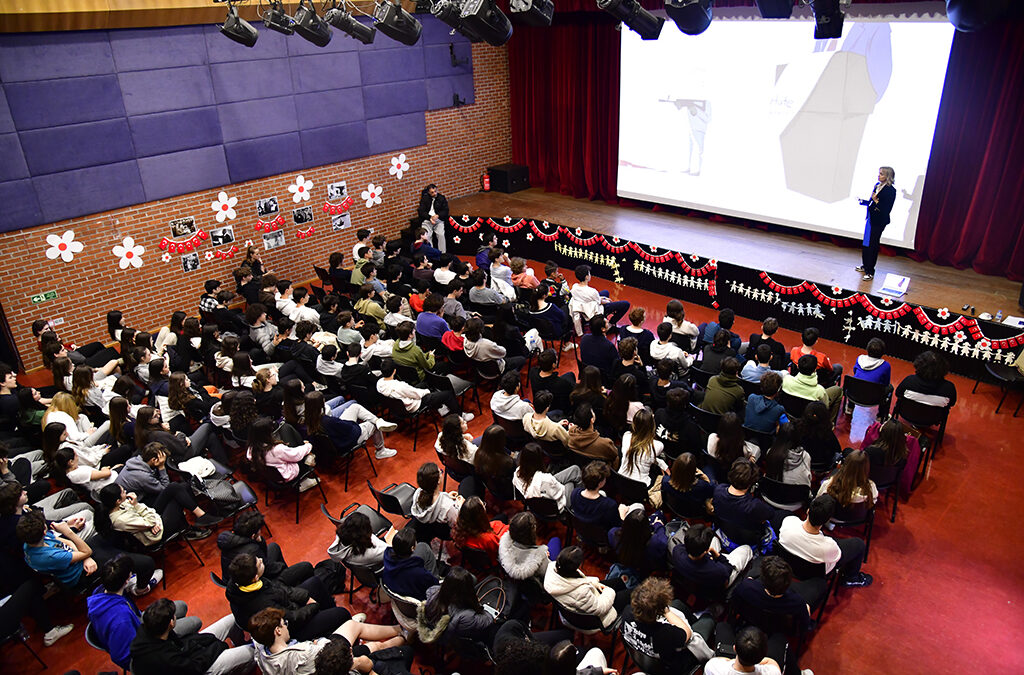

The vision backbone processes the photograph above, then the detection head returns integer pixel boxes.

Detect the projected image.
[618,20,954,248]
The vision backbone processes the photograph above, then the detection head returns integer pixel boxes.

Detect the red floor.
[8,271,1024,674]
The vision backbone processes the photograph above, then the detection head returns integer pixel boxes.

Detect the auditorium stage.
[450,189,1019,317]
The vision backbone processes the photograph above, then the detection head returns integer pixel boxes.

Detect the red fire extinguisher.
[482,172,490,192]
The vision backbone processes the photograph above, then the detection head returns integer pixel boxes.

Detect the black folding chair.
[310,432,375,492]
[842,374,891,418]
[435,447,475,491]
[756,477,811,512]
[424,370,479,415]
[972,362,1024,415]
[689,402,722,434]
[893,397,950,477]
[775,543,837,623]
[567,504,611,554]
[869,459,906,523]
[779,390,811,419]
[829,500,876,561]
[367,479,415,519]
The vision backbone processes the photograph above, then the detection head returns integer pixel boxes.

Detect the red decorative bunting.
[322,197,355,215]
[295,226,316,239]
[255,215,285,232]
[449,216,484,233]
[213,245,239,260]
[158,229,208,254]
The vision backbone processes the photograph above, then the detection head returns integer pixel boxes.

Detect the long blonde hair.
[879,166,895,185]
[43,391,80,428]
[624,407,657,476]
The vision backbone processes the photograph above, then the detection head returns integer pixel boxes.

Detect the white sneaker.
[352,613,367,623]
[460,412,475,422]
[132,569,164,595]
[43,624,73,647]
[311,381,328,391]
[375,447,398,459]
[561,342,576,352]
[299,477,320,492]
[375,419,398,432]
[801,670,815,675]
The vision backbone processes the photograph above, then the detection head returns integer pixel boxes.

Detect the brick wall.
[2,44,510,371]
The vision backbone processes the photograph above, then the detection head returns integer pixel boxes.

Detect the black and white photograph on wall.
[331,212,351,231]
[181,252,200,273]
[327,181,347,202]
[256,197,279,219]
[210,225,235,247]
[169,217,197,238]
[293,206,314,225]
[263,230,286,251]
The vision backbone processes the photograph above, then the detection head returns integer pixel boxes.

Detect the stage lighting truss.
[374,1,424,46]
[510,0,555,27]
[664,0,713,36]
[460,0,514,47]
[432,0,484,42]
[219,2,259,47]
[261,0,295,35]
[325,2,378,44]
[293,0,334,46]
[596,0,664,40]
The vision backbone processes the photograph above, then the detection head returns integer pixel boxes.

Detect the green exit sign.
[29,290,58,304]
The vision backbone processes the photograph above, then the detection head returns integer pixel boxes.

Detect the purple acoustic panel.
[366,112,426,155]
[219,96,298,143]
[299,122,370,168]
[363,81,427,119]
[0,31,115,82]
[4,76,125,131]
[421,15,472,45]
[225,132,303,184]
[203,24,290,63]
[138,146,230,201]
[424,43,472,77]
[32,161,145,224]
[358,48,425,85]
[289,52,362,94]
[129,108,223,157]
[0,134,29,182]
[294,88,365,130]
[110,26,209,72]
[210,59,293,104]
[20,119,135,176]
[0,88,15,134]
[0,179,43,232]
[426,74,475,110]
[119,66,215,116]
[285,26,362,56]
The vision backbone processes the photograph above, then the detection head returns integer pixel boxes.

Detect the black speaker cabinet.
[487,164,530,193]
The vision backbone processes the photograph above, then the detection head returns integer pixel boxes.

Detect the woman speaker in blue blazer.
[857,166,896,280]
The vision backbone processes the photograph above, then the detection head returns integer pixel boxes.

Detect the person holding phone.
[856,166,897,281]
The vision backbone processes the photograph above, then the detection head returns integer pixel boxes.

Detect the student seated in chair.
[670,523,752,592]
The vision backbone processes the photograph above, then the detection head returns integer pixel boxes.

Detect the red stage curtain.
[508,8,1024,279]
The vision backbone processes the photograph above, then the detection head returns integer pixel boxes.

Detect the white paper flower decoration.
[361,183,382,208]
[690,254,699,261]
[503,216,512,224]
[954,331,966,342]
[937,307,950,320]
[210,191,238,222]
[709,259,717,266]
[526,233,534,241]
[288,175,313,203]
[502,239,510,248]
[542,221,549,227]
[575,228,583,236]
[388,153,410,180]
[979,339,991,350]
[244,239,254,248]
[205,251,215,261]
[881,297,893,306]
[161,252,172,263]
[462,215,470,222]
[112,237,145,269]
[831,286,843,295]
[45,231,84,263]
[453,235,461,244]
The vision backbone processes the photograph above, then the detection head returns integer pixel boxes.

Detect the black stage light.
[596,0,664,41]
[294,0,334,46]
[754,0,793,19]
[263,1,295,35]
[326,7,377,44]
[431,0,483,42]
[220,4,259,47]
[664,0,713,36]
[460,0,513,47]
[374,1,424,46]
[811,0,844,39]
[946,0,1014,32]
[510,0,555,27]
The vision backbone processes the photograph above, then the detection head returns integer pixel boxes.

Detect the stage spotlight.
[431,0,483,42]
[510,0,555,27]
[325,6,377,44]
[811,0,844,39]
[754,0,792,19]
[262,1,295,35]
[596,0,664,41]
[460,0,513,47]
[664,0,713,36]
[220,4,259,47]
[293,0,333,46]
[374,1,423,46]
[946,0,1014,32]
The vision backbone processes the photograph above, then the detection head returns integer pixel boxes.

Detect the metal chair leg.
[20,634,47,669]
[184,536,205,566]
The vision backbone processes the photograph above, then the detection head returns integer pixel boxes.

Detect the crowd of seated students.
[0,224,963,675]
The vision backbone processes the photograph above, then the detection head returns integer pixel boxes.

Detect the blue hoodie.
[744,394,788,433]
[86,588,141,669]
[381,548,437,601]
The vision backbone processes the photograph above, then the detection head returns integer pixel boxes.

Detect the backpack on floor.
[189,472,244,515]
